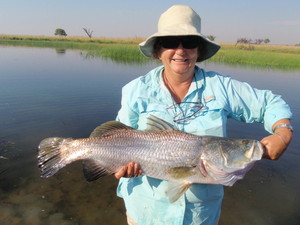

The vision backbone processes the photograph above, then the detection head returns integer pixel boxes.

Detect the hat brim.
[139,33,220,62]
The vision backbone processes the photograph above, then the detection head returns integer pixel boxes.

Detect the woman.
[114,5,293,225]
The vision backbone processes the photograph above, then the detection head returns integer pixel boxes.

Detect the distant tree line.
[236,38,270,45]
[207,35,216,41]
[54,28,67,36]
[54,28,94,38]
[54,29,300,46]
[206,35,271,46]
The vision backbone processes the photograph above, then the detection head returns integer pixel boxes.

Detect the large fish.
[38,115,263,202]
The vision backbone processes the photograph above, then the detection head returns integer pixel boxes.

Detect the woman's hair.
[152,39,163,59]
[152,37,204,61]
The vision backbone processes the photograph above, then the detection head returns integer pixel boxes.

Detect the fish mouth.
[244,141,256,159]
[220,140,263,170]
[252,140,264,160]
[244,140,264,161]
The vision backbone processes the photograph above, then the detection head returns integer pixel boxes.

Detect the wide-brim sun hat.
[139,5,220,62]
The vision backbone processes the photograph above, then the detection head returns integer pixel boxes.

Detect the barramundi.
[37,115,264,202]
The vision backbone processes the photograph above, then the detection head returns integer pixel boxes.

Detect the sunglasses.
[159,36,200,49]
[167,101,208,124]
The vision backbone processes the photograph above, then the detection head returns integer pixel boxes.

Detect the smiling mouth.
[173,59,189,62]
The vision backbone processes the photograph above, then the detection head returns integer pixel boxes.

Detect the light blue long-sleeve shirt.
[116,65,292,225]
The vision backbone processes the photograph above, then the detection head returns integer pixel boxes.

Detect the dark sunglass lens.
[160,36,199,49]
[181,37,199,49]
[161,38,180,49]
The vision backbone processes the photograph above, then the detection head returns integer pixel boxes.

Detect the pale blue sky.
[1,0,299,45]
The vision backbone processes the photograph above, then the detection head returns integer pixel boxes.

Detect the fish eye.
[242,140,249,145]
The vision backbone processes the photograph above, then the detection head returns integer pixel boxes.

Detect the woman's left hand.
[261,134,285,160]
[260,128,293,160]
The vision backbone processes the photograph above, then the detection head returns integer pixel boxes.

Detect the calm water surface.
[0,46,299,225]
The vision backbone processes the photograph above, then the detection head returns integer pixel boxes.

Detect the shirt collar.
[150,65,205,101]
[186,66,205,97]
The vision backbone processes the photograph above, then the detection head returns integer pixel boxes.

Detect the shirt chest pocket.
[204,97,228,121]
[185,98,229,136]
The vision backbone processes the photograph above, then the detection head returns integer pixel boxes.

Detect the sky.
[1,0,300,45]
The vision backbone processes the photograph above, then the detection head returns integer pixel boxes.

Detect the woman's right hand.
[114,162,143,179]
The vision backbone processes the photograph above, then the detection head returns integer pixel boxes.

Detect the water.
[0,46,299,225]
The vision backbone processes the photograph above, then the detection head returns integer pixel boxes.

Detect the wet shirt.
[116,65,292,225]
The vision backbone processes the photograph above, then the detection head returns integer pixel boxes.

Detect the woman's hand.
[114,162,143,179]
[260,134,286,159]
[260,126,293,160]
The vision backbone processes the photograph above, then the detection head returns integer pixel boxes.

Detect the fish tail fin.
[37,137,73,178]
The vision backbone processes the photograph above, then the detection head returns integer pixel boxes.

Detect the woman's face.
[157,37,200,76]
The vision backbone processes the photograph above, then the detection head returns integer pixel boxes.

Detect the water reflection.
[55,48,66,55]
[0,46,299,225]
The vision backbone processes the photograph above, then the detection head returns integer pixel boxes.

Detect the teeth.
[173,59,187,62]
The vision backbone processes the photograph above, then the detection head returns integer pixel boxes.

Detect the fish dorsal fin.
[146,115,177,131]
[90,121,134,138]
[82,159,114,182]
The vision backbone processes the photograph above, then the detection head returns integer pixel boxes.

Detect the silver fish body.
[38,115,263,202]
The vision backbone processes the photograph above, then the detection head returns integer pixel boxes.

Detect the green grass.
[0,35,299,70]
[212,43,300,69]
[86,44,147,62]
[0,35,147,64]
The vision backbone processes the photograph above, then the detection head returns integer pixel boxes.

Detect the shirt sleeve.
[116,82,139,129]
[225,78,292,133]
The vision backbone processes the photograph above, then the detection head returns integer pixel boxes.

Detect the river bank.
[1,35,299,69]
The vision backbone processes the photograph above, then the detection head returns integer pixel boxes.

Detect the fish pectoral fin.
[167,166,197,179]
[166,180,192,203]
[82,159,113,182]
[89,121,134,138]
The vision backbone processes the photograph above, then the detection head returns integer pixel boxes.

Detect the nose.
[175,43,185,55]
[177,43,184,49]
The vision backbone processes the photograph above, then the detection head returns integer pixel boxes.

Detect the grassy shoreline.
[1,35,299,69]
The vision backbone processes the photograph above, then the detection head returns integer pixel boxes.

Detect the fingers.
[133,162,143,177]
[125,162,133,177]
[114,162,142,179]
[126,162,142,177]
[134,163,143,177]
[114,166,127,179]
